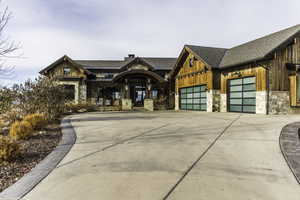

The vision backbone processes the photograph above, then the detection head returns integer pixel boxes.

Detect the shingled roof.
[185,45,228,68]
[75,57,177,70]
[182,24,300,70]
[219,24,300,68]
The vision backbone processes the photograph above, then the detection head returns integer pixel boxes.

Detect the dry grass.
[23,113,47,130]
[0,135,20,161]
[9,120,33,140]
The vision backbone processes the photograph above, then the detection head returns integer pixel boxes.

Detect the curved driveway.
[24,111,300,200]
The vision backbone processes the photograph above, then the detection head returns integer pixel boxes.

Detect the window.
[113,91,120,100]
[97,73,115,80]
[63,85,75,101]
[63,68,71,75]
[152,89,158,99]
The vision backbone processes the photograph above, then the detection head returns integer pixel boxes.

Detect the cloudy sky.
[1,0,300,85]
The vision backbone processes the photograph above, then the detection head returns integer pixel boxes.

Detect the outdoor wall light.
[125,85,128,91]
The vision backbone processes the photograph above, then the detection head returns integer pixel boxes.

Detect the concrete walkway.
[23,111,300,200]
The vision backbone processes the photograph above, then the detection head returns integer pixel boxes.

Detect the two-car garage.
[178,77,256,113]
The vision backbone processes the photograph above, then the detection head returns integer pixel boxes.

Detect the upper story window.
[96,73,115,80]
[63,67,71,75]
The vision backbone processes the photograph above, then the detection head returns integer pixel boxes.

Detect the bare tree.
[0,3,20,80]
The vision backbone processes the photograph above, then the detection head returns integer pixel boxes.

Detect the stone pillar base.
[220,93,227,112]
[121,99,132,110]
[144,99,154,111]
[175,94,179,110]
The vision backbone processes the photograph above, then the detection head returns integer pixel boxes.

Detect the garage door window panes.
[229,77,256,113]
[180,85,207,111]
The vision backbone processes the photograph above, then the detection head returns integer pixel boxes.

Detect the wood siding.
[221,65,267,94]
[270,37,300,91]
[48,62,86,78]
[289,75,297,106]
[175,53,215,92]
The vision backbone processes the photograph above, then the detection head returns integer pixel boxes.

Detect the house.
[40,24,300,114]
[171,24,300,114]
[40,55,177,110]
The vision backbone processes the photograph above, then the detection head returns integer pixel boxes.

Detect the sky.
[0,0,300,85]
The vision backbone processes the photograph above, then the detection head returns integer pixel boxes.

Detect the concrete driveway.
[24,111,300,200]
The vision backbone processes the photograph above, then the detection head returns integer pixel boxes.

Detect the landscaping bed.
[0,120,62,192]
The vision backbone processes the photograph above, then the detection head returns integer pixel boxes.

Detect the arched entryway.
[112,69,167,110]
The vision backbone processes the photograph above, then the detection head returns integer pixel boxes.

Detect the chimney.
[128,54,135,58]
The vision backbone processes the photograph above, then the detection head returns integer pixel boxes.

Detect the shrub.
[23,113,47,130]
[0,136,20,161]
[9,120,33,140]
[65,103,96,113]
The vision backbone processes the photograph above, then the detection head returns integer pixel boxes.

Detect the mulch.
[0,121,62,192]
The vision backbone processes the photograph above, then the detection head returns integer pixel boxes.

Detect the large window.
[63,85,75,101]
[180,85,207,111]
[229,77,256,113]
[63,67,71,75]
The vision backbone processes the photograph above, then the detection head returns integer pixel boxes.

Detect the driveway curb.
[0,117,77,200]
[279,121,300,185]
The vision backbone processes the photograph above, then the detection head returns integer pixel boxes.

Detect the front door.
[134,85,146,106]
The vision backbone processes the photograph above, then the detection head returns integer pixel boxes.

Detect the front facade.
[40,55,177,111]
[41,24,300,114]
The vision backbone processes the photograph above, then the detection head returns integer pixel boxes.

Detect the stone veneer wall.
[79,84,87,103]
[207,90,220,112]
[256,91,267,114]
[268,91,290,114]
[220,94,227,112]
[144,99,154,111]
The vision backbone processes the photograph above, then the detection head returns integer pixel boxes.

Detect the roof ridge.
[229,24,300,50]
[74,59,124,62]
[185,44,228,50]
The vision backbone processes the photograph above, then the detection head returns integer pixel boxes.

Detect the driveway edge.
[0,117,77,200]
[279,121,300,185]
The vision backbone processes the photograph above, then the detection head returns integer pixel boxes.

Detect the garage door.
[229,77,256,113]
[180,85,207,111]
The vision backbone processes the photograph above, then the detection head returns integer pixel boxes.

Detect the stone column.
[121,79,132,110]
[207,90,213,112]
[256,91,267,114]
[207,90,220,112]
[220,93,227,112]
[79,82,87,103]
[175,93,179,110]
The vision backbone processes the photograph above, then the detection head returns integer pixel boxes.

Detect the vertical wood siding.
[289,75,297,106]
[175,53,215,92]
[271,37,300,91]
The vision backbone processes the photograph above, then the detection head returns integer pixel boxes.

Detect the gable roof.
[39,55,93,75]
[185,45,228,68]
[220,24,300,68]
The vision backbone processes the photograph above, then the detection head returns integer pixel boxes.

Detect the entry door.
[228,77,256,113]
[180,85,207,111]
